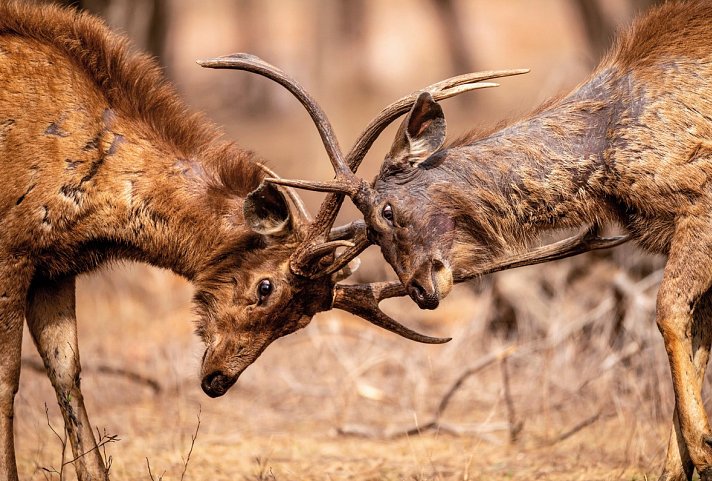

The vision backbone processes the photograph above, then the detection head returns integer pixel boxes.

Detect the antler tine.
[321,220,372,277]
[463,226,630,280]
[346,68,529,172]
[332,283,451,344]
[197,54,352,180]
[255,163,311,223]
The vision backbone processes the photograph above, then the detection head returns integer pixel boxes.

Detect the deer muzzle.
[201,370,237,398]
[406,259,453,309]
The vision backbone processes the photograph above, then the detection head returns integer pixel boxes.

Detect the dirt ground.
[14,264,672,481]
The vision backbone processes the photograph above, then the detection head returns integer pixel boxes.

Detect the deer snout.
[201,370,237,398]
[406,260,453,310]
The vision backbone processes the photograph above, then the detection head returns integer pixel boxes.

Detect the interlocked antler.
[270,69,529,278]
[200,54,528,279]
[198,53,450,344]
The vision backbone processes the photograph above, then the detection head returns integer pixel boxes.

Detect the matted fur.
[0,0,265,197]
[367,2,712,479]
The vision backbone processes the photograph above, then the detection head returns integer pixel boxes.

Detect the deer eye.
[257,279,273,304]
[382,204,394,224]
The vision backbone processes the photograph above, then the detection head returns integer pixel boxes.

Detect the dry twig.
[501,357,523,443]
[180,406,202,481]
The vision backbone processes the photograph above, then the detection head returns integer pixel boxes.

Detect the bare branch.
[43,403,67,481]
[180,406,202,481]
[23,358,161,394]
[501,357,523,444]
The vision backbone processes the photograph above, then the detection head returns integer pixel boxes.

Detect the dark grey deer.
[263,2,712,480]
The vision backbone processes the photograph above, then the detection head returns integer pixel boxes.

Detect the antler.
[198,54,350,181]
[198,53,372,277]
[332,283,451,344]
[361,226,632,302]
[199,54,453,344]
[264,69,529,196]
[283,68,529,278]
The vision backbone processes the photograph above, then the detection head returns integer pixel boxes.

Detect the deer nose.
[201,370,236,398]
[406,277,440,310]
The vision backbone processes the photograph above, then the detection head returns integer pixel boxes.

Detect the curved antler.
[332,283,451,344]
[274,69,529,277]
[198,54,351,179]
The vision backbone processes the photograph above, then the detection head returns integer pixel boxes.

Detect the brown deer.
[0,2,494,480]
[264,2,712,480]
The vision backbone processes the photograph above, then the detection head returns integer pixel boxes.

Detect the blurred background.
[16,1,681,480]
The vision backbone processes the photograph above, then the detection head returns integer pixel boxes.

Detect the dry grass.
[14,249,691,480]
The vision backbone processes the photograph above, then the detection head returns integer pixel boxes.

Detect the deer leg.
[659,293,712,481]
[660,408,693,481]
[26,277,108,481]
[656,220,712,479]
[0,255,32,481]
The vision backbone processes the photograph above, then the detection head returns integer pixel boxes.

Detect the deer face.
[192,183,336,397]
[192,182,442,398]
[368,93,456,310]
[194,255,337,398]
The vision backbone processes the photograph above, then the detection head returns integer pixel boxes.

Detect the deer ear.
[386,92,446,170]
[244,183,293,237]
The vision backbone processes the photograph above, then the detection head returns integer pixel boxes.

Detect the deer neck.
[44,120,265,281]
[440,71,621,258]
[125,141,261,279]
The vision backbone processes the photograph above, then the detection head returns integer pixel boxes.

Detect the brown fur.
[0,3,342,480]
[367,2,712,479]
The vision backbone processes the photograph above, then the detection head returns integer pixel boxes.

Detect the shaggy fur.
[0,3,338,481]
[366,2,712,480]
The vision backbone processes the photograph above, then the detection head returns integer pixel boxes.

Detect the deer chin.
[432,261,454,299]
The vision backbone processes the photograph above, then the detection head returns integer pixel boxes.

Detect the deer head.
[252,58,629,310]
[195,55,457,397]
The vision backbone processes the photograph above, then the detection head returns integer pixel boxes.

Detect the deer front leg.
[0,255,32,481]
[656,219,712,479]
[659,293,712,481]
[26,277,108,481]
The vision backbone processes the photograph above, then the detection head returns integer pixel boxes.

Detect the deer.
[258,2,712,480]
[0,2,529,480]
